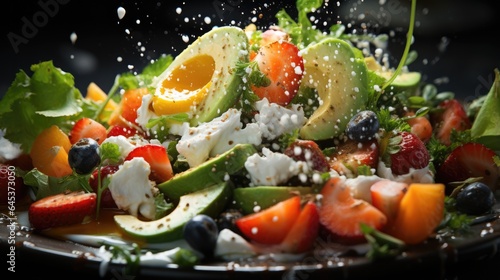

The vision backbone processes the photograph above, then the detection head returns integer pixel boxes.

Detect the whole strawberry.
[389,131,430,175]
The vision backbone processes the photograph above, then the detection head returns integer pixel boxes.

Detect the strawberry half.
[283,139,329,172]
[107,125,143,138]
[69,117,107,145]
[28,191,97,230]
[431,99,471,146]
[251,41,304,106]
[437,142,500,193]
[319,177,387,243]
[328,138,379,176]
[389,131,430,175]
[125,144,174,184]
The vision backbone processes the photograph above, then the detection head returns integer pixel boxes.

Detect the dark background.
[1,0,499,103]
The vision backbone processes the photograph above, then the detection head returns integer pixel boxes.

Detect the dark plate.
[1,202,500,280]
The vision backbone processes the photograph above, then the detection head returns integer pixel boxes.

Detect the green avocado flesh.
[233,186,312,214]
[114,181,232,243]
[299,38,369,140]
[153,26,249,126]
[157,144,257,201]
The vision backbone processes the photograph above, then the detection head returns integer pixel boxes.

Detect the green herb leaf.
[470,68,500,150]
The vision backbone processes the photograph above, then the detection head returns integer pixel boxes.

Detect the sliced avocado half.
[114,181,232,243]
[152,26,249,126]
[157,143,257,201]
[299,38,369,140]
[365,56,421,96]
[233,186,312,215]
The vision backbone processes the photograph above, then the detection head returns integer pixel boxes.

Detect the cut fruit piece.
[319,177,387,243]
[125,144,174,184]
[152,54,214,115]
[69,117,107,145]
[279,200,319,253]
[28,191,96,230]
[85,82,118,116]
[30,125,73,178]
[235,195,301,245]
[157,144,257,201]
[108,88,149,127]
[384,183,445,245]
[114,181,232,243]
[370,180,408,225]
[233,186,312,215]
[152,26,249,126]
[298,38,369,140]
[437,142,500,193]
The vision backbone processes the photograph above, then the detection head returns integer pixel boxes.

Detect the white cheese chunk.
[244,147,304,186]
[253,98,306,140]
[176,108,262,167]
[214,229,256,260]
[108,157,157,220]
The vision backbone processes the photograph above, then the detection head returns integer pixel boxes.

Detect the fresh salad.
[1,0,500,276]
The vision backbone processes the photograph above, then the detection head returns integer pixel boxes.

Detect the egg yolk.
[152,54,215,115]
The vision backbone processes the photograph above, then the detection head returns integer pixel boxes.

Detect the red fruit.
[109,88,149,127]
[125,144,173,184]
[405,111,432,143]
[329,138,379,176]
[107,125,142,138]
[279,200,319,253]
[251,41,304,106]
[28,191,97,230]
[235,195,302,244]
[437,142,500,193]
[89,165,119,208]
[69,117,107,145]
[0,163,28,205]
[283,139,329,172]
[319,177,387,243]
[390,131,430,175]
[431,99,471,146]
[370,180,408,225]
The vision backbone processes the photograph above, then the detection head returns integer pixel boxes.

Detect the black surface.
[1,208,499,280]
[1,0,500,101]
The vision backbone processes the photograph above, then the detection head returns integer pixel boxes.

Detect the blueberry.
[456,182,496,215]
[68,138,101,175]
[346,110,379,142]
[183,214,218,257]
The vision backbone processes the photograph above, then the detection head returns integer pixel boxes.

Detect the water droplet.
[176,7,182,14]
[117,7,126,20]
[204,16,211,24]
[70,32,77,44]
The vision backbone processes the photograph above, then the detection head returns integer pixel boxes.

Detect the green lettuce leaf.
[0,61,97,153]
[471,68,500,151]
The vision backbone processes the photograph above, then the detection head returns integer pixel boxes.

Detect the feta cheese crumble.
[245,147,305,186]
[176,108,262,167]
[108,157,157,220]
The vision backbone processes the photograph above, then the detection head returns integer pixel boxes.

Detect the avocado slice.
[152,26,249,126]
[299,38,369,140]
[157,143,257,201]
[233,186,312,214]
[114,181,232,243]
[365,56,421,96]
